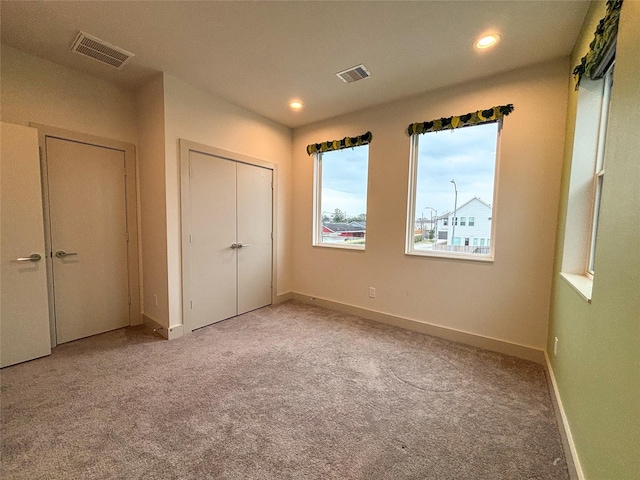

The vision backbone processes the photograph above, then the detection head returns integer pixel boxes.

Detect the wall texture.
[162,74,293,328]
[547,1,640,478]
[292,59,569,351]
[136,74,169,326]
[1,45,137,145]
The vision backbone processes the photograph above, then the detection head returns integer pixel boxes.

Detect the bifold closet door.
[188,151,273,331]
[189,152,238,329]
[237,162,272,314]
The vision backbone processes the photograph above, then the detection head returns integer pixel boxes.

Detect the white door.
[0,122,51,367]
[45,137,130,344]
[187,151,273,330]
[237,162,273,314]
[189,152,238,329]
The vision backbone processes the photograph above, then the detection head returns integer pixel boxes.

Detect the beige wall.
[548,1,640,478]
[1,45,137,145]
[292,59,569,350]
[136,74,169,325]
[162,74,293,327]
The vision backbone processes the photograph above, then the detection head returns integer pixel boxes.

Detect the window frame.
[405,121,502,262]
[312,145,369,250]
[560,62,615,302]
[587,64,613,276]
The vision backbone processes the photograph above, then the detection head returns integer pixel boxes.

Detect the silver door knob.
[237,243,249,248]
[55,250,78,258]
[230,243,239,249]
[17,253,42,262]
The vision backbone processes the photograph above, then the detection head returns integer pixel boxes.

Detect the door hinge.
[190,300,193,309]
[189,163,192,178]
[128,295,131,305]
[126,231,129,242]
[189,234,192,244]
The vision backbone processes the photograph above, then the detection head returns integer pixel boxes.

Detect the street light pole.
[450,179,458,249]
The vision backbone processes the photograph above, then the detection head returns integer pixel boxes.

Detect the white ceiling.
[0,1,590,129]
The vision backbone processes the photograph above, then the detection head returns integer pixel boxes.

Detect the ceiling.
[0,1,590,129]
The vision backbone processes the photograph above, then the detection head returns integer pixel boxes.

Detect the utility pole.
[450,179,458,249]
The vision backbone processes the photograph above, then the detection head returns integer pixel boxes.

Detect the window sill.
[560,272,593,303]
[313,242,365,251]
[406,249,494,263]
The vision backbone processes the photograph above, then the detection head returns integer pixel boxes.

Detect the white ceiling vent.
[336,64,370,84]
[70,31,135,70]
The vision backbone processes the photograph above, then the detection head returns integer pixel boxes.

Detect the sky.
[415,122,498,220]
[320,122,498,221]
[321,145,369,218]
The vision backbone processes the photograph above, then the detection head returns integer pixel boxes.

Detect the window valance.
[573,0,622,88]
[407,105,514,136]
[306,131,372,156]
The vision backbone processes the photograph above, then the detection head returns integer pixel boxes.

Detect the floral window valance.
[306,131,372,156]
[407,104,514,136]
[573,0,622,88]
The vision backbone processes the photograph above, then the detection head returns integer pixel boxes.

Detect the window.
[473,238,478,246]
[407,122,500,259]
[313,145,369,249]
[587,65,613,274]
[561,63,614,300]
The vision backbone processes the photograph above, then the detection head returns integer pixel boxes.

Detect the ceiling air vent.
[70,31,135,70]
[336,64,370,84]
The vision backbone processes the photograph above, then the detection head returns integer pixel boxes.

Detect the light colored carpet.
[1,301,569,479]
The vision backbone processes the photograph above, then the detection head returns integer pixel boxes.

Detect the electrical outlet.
[368,287,376,298]
[554,337,558,356]
[153,294,158,307]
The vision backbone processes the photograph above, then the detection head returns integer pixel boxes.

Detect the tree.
[332,208,346,223]
[350,213,366,222]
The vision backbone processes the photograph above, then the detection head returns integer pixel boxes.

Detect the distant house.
[322,222,366,239]
[434,212,451,241]
[445,197,492,250]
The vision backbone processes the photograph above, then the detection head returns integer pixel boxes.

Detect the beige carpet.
[1,301,569,479]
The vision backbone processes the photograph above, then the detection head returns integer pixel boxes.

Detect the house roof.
[453,196,492,212]
[323,222,365,233]
[0,1,590,129]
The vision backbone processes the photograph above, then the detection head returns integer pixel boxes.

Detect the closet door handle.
[230,243,239,249]
[237,243,249,248]
[17,253,42,262]
[55,250,78,258]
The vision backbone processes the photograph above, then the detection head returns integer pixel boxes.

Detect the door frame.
[179,139,278,335]
[33,124,141,346]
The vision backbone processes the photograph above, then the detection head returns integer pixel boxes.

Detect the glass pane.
[413,122,498,255]
[319,146,368,246]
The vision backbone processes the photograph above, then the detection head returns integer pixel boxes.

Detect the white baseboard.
[275,292,293,304]
[545,352,584,480]
[142,314,184,340]
[130,312,143,326]
[289,292,545,364]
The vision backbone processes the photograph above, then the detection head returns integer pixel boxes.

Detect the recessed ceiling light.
[289,100,303,110]
[475,34,501,50]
